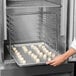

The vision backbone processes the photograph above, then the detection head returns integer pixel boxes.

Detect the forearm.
[63,48,76,60]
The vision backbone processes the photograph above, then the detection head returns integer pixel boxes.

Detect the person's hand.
[46,48,76,66]
[46,54,67,66]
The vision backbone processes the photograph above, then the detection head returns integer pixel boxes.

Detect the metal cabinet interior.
[5,0,68,66]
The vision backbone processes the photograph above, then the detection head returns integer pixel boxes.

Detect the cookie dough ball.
[48,51,52,56]
[14,50,18,53]
[15,50,19,55]
[31,53,35,58]
[31,45,35,48]
[31,45,37,50]
[36,58,40,63]
[28,51,32,55]
[19,57,26,64]
[41,46,47,53]
[16,52,20,56]
[37,50,41,55]
[33,55,37,60]
[23,60,26,64]
[44,49,48,53]
[18,54,22,58]
[43,54,47,60]
[39,52,43,57]
[48,58,51,61]
[22,60,26,64]
[12,47,16,51]
[20,57,24,61]
[34,47,40,52]
[41,46,46,49]
[22,46,28,53]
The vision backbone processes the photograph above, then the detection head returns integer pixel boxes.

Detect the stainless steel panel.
[3,0,7,40]
[74,0,76,37]
[0,63,74,76]
[7,0,61,5]
[7,14,41,43]
[6,6,67,65]
[0,0,4,63]
[7,0,60,7]
[68,0,76,62]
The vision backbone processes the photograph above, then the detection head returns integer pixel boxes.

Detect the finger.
[51,62,61,66]
[50,63,57,66]
[46,60,55,64]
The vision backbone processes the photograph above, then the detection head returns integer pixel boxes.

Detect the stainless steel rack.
[6,0,66,66]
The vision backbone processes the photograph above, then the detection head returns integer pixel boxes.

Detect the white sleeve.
[70,38,76,50]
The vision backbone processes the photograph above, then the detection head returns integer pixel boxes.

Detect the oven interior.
[4,0,67,66]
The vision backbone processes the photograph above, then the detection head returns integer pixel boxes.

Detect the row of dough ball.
[27,49,52,61]
[22,45,55,60]
[28,51,40,63]
[24,50,40,63]
[31,45,48,55]
[31,45,56,58]
[22,46,28,53]
[29,51,51,62]
[31,45,41,55]
[22,45,47,58]
[12,47,26,64]
[12,47,40,63]
[39,45,56,58]
[30,45,48,59]
[22,44,55,57]
[22,46,40,62]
